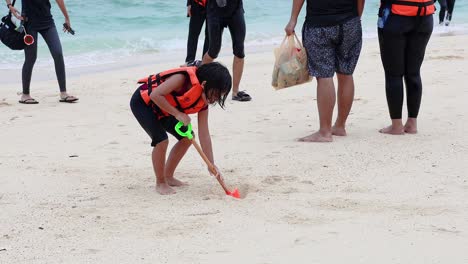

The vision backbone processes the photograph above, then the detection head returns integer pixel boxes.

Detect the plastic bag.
[272,33,311,90]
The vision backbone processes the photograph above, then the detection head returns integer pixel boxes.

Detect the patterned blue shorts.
[302,17,363,78]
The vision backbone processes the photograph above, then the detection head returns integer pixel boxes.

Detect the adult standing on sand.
[202,0,251,102]
[438,0,456,26]
[285,0,365,142]
[5,0,78,104]
[377,0,435,134]
[185,0,208,64]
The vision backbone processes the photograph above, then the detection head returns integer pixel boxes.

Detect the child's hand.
[176,112,191,126]
[209,165,222,180]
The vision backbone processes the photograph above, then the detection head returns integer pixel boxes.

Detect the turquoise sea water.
[1,0,468,69]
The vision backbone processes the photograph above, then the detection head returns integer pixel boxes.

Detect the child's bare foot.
[404,118,418,134]
[379,125,405,135]
[166,177,187,187]
[332,126,347,136]
[156,183,176,195]
[298,131,333,142]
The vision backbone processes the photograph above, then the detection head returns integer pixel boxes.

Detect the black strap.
[7,0,17,17]
[391,0,433,7]
[172,94,183,112]
[147,75,154,96]
[175,95,203,113]
[185,96,203,110]
[155,73,161,85]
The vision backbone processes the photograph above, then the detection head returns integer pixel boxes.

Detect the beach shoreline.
[0,32,467,263]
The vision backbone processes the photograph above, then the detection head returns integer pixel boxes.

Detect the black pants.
[185,5,209,63]
[438,0,456,23]
[378,15,433,119]
[130,88,184,147]
[207,8,246,59]
[23,25,66,95]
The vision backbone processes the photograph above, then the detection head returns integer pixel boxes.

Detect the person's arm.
[357,0,365,17]
[197,109,220,176]
[55,0,71,28]
[149,74,191,125]
[5,0,23,20]
[285,0,305,36]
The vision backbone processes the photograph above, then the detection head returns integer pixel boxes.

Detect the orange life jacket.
[138,67,206,118]
[386,0,435,16]
[194,0,206,7]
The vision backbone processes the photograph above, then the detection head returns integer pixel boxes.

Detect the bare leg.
[379,119,405,135]
[404,117,418,134]
[299,78,335,142]
[165,138,192,186]
[232,56,244,96]
[333,74,355,136]
[152,140,176,195]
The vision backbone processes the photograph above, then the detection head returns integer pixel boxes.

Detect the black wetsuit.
[438,0,456,24]
[185,0,208,63]
[21,0,66,94]
[378,4,433,119]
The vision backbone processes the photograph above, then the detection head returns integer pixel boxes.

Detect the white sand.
[1,34,468,264]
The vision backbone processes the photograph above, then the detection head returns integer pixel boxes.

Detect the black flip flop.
[232,91,252,102]
[19,98,39,104]
[59,96,79,103]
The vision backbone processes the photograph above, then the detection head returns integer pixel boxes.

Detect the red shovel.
[175,122,240,199]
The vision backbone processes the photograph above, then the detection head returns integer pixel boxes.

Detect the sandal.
[19,98,39,104]
[232,91,252,101]
[59,96,79,103]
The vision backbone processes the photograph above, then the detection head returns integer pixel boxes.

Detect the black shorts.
[302,17,362,78]
[207,8,246,59]
[130,88,185,146]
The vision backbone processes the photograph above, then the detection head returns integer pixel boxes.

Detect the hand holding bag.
[272,33,311,90]
[0,0,26,50]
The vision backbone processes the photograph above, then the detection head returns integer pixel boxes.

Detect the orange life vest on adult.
[138,67,206,119]
[194,0,206,7]
[387,0,435,16]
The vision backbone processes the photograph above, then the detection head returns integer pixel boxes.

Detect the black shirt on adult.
[306,0,358,27]
[22,0,54,30]
[207,0,243,18]
[187,0,207,16]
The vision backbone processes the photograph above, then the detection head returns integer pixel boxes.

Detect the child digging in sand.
[130,62,231,195]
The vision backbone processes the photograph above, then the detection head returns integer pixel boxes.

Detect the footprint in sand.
[284,175,297,182]
[0,100,11,107]
[427,55,464,61]
[300,180,314,185]
[237,184,252,199]
[262,176,282,185]
[87,249,101,254]
[282,187,298,194]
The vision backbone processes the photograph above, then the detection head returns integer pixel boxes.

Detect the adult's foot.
[332,125,347,136]
[232,91,251,101]
[19,94,38,104]
[156,183,176,195]
[166,177,187,187]
[298,131,333,142]
[59,92,79,103]
[379,125,405,135]
[404,118,418,134]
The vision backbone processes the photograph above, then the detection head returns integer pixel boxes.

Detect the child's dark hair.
[196,62,232,109]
